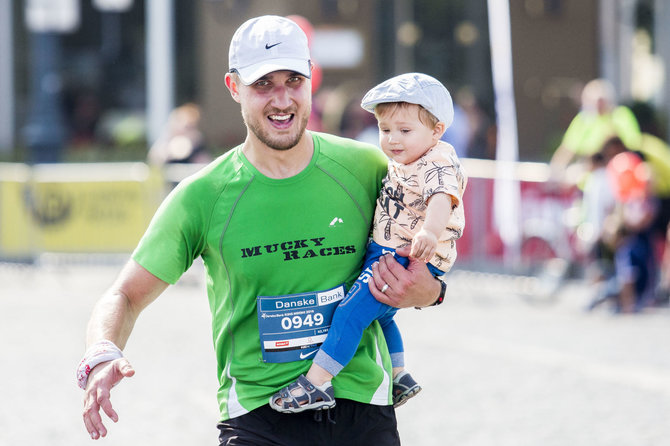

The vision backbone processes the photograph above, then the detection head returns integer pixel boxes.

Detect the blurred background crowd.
[1,0,670,313]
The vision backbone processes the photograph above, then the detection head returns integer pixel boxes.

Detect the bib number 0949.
[281,313,324,330]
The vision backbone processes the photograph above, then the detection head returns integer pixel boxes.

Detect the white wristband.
[76,340,124,389]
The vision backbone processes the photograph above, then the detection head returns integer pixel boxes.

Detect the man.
[549,78,641,181]
[78,15,443,445]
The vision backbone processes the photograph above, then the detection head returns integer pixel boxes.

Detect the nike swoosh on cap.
[265,42,282,49]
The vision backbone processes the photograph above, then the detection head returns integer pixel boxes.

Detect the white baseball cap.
[361,73,454,128]
[228,15,312,85]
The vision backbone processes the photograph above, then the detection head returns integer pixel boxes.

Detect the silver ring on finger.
[381,283,389,293]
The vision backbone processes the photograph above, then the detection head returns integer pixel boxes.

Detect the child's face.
[376,104,442,164]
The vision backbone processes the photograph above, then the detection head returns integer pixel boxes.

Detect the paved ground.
[1,259,669,445]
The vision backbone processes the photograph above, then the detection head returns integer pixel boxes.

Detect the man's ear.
[225,73,241,103]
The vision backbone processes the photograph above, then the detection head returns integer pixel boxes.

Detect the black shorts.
[217,399,400,446]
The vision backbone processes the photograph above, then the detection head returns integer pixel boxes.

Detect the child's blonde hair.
[373,102,439,129]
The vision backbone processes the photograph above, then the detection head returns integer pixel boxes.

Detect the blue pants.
[314,241,442,376]
[615,231,656,309]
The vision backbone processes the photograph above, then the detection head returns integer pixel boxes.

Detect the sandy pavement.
[1,260,669,446]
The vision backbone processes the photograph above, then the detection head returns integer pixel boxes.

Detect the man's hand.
[368,245,441,308]
[82,358,135,440]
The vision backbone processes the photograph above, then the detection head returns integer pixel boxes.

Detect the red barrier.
[457,159,583,268]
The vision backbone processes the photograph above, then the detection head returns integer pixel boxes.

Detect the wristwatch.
[415,275,447,309]
[431,275,447,306]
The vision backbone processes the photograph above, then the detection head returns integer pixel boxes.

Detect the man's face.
[235,70,312,151]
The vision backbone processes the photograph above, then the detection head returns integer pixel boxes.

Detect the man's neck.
[242,131,314,179]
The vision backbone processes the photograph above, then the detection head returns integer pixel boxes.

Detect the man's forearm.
[85,259,169,348]
[86,292,137,349]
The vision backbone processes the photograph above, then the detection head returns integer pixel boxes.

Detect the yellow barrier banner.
[0,164,34,258]
[0,163,164,257]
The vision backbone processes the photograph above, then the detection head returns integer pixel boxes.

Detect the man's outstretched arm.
[81,260,169,440]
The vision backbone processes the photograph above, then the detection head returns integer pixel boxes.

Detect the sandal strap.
[270,374,335,412]
[296,375,316,392]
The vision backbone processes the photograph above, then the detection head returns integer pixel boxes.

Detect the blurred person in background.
[549,78,641,183]
[441,87,493,159]
[598,151,657,313]
[580,145,617,296]
[340,95,381,145]
[583,137,626,311]
[77,15,443,445]
[586,135,670,312]
[633,134,670,304]
[549,79,649,303]
[147,102,211,165]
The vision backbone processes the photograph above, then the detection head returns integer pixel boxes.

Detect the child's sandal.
[392,371,422,408]
[269,374,336,413]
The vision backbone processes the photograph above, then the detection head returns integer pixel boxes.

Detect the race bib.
[257,285,345,363]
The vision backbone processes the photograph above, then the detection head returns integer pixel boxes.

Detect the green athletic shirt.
[561,105,641,156]
[132,132,392,420]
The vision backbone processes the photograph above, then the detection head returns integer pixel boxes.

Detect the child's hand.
[410,229,438,261]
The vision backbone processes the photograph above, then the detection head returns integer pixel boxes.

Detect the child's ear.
[433,122,446,140]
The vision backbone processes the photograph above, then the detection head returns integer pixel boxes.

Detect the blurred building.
[1,0,668,162]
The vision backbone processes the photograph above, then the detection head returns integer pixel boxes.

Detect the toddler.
[270,73,467,412]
